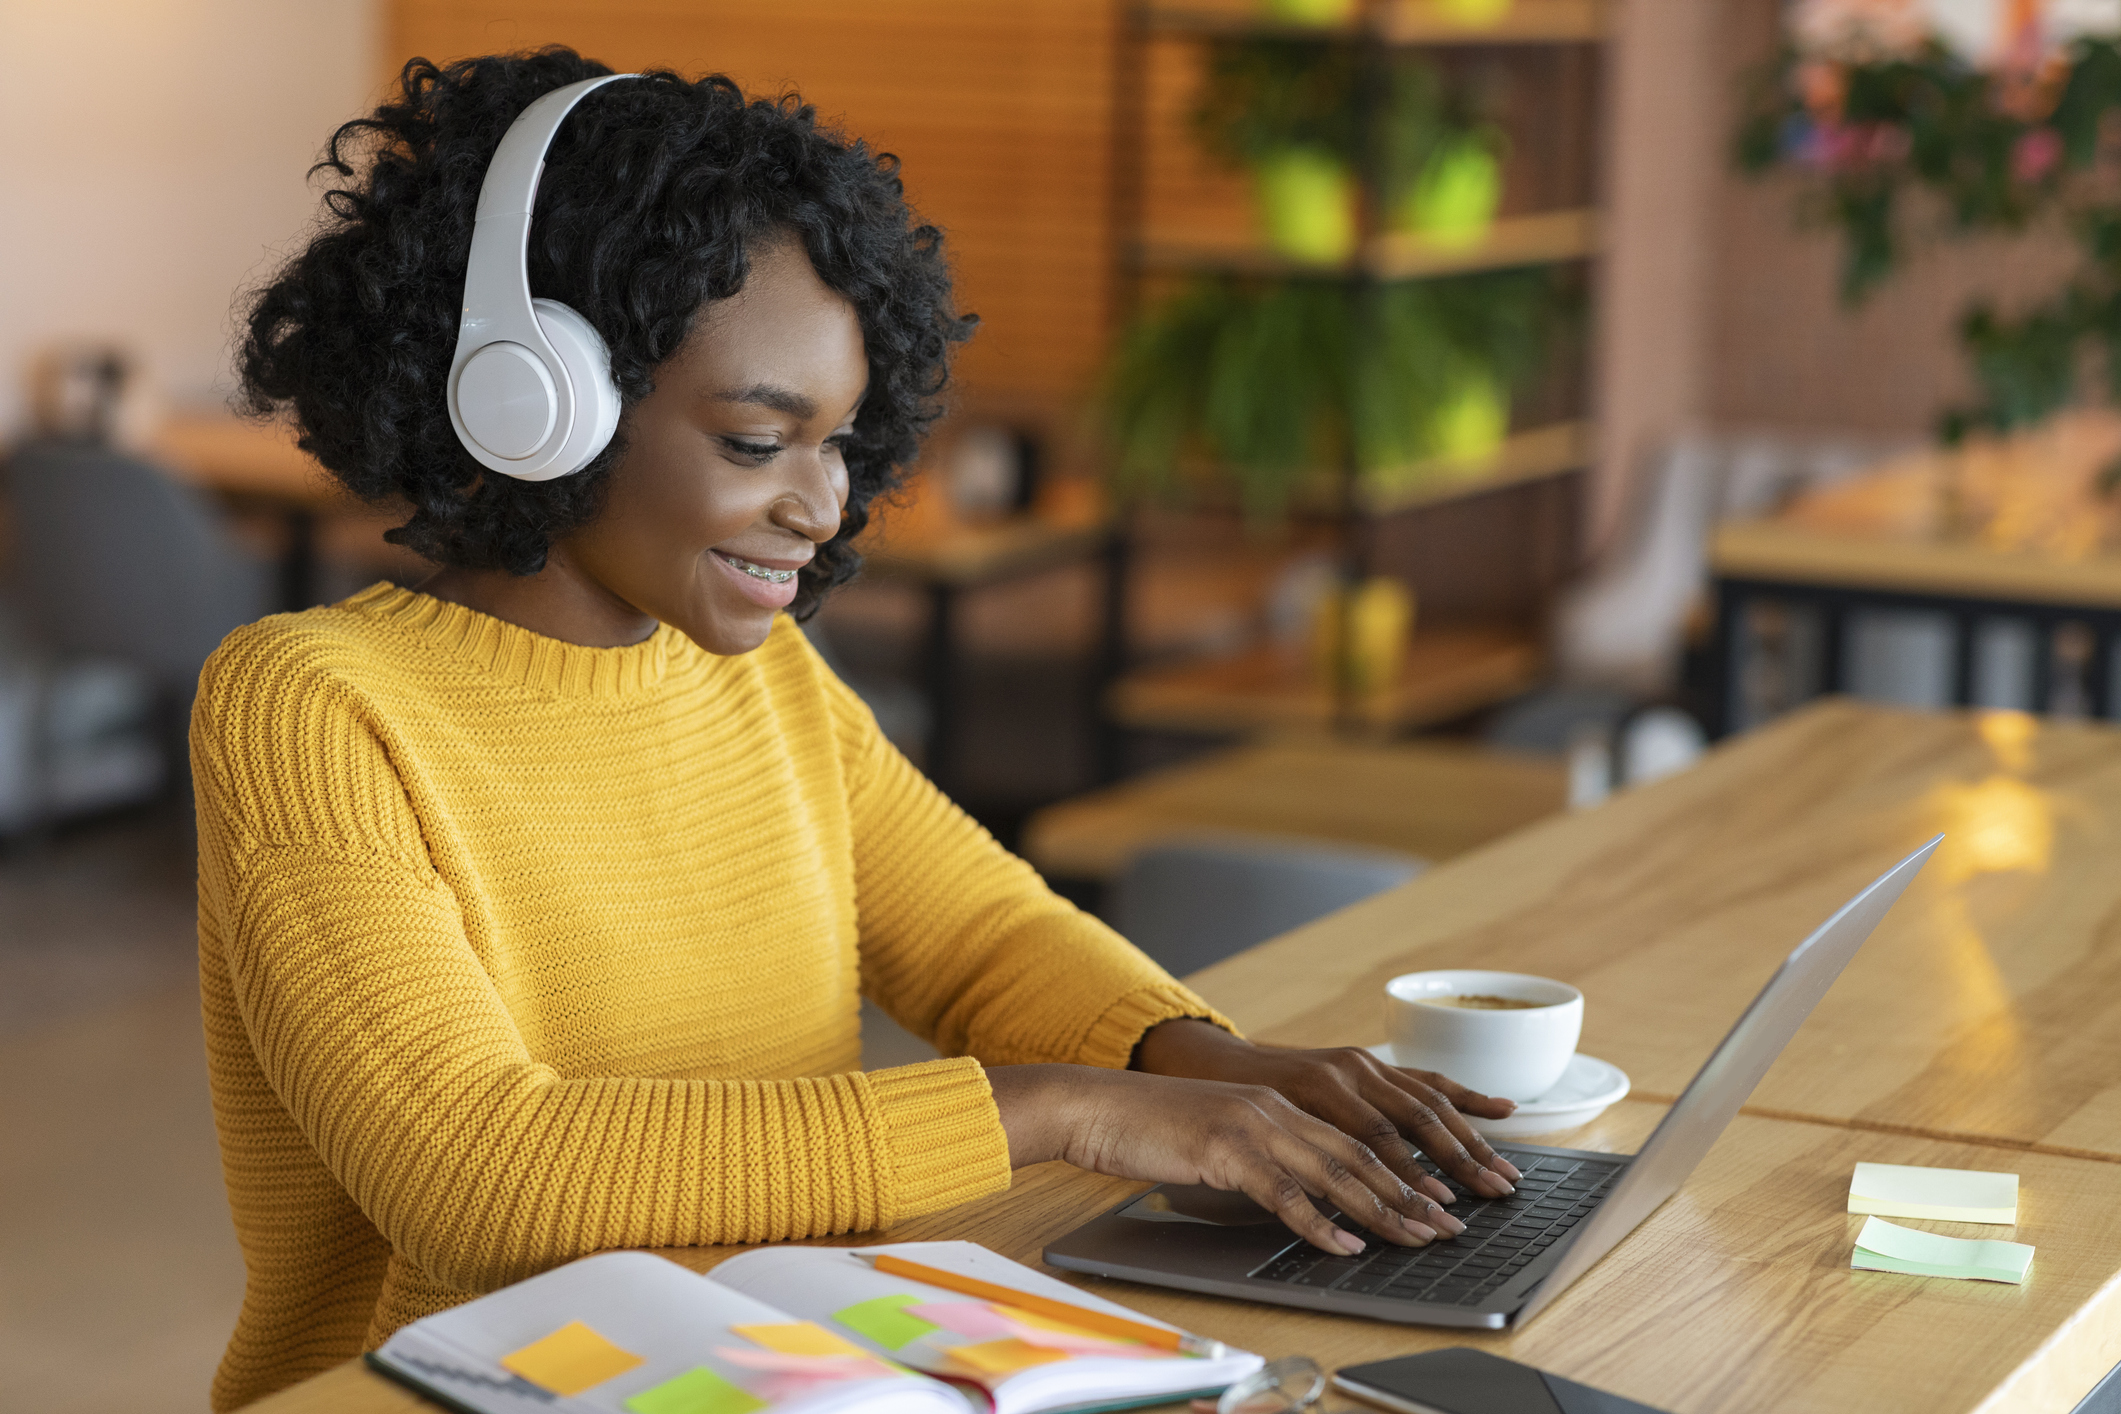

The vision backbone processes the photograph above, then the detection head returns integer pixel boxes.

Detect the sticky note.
[945,1338,1072,1378]
[731,1323,867,1358]
[714,1348,886,1376]
[1000,1306,1134,1344]
[907,1302,1017,1340]
[833,1295,940,1350]
[625,1367,769,1414]
[1849,1162,2019,1224]
[1852,1216,2034,1284]
[994,1308,1161,1358]
[500,1322,645,1395]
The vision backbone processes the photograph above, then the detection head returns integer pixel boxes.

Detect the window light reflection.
[1929,775,2054,882]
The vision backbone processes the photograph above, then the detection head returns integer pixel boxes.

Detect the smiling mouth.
[715,551,801,584]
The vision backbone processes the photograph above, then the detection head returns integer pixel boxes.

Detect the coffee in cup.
[1383,969,1582,1101]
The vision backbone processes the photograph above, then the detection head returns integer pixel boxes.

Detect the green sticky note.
[1852,1215,2033,1285]
[624,1367,768,1414]
[833,1294,941,1351]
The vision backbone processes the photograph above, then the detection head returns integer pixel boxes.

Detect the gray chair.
[1108,835,1425,978]
[4,438,270,705]
[1,438,270,815]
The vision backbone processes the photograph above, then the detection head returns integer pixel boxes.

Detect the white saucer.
[1363,1045,1631,1137]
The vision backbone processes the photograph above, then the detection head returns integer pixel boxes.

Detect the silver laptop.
[1046,836,1941,1330]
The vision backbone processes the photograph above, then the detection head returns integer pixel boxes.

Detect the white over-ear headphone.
[447,73,637,481]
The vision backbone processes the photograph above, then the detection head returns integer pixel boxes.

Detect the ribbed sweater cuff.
[1076,984,1241,1071]
[866,1056,1012,1219]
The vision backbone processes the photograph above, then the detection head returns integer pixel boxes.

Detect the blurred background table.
[1021,737,1565,882]
[152,413,366,612]
[1709,412,2121,734]
[857,510,1122,799]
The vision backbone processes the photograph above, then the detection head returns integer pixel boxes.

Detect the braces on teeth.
[726,554,797,584]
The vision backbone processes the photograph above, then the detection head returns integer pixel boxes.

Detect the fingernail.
[1478,1169,1516,1197]
[1428,1203,1466,1235]
[1493,1157,1523,1181]
[1396,1214,1436,1243]
[1335,1229,1366,1255]
[1425,1177,1458,1205]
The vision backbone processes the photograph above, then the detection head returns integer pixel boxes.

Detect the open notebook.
[369,1240,1262,1414]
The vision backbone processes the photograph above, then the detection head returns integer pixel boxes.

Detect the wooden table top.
[857,509,1111,588]
[1198,698,2121,1162]
[1711,410,2121,607]
[1108,627,1543,738]
[1020,739,1565,880]
[245,699,2121,1414]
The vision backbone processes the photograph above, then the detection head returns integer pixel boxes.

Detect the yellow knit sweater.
[192,583,1225,1411]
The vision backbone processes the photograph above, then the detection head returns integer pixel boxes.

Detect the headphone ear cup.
[531,298,622,477]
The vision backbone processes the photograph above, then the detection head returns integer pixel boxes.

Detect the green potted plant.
[1100,267,1560,519]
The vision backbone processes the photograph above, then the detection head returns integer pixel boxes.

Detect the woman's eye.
[721,438,781,461]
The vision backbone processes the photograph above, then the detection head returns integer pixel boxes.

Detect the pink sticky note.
[997,1322,1164,1358]
[712,1349,887,1377]
[905,1303,1017,1341]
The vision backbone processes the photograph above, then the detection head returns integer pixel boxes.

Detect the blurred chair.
[1494,428,1912,775]
[1,437,271,817]
[1108,835,1423,979]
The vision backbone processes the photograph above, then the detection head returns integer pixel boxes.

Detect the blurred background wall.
[0,0,2087,513]
[0,0,381,434]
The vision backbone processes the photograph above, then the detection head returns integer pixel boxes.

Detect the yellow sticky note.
[731,1323,867,1358]
[500,1322,645,1395]
[1848,1162,2019,1224]
[946,1338,1072,1378]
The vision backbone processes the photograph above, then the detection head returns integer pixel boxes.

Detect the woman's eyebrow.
[712,383,817,419]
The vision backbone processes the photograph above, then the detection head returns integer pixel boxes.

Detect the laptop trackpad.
[1118,1185,1286,1226]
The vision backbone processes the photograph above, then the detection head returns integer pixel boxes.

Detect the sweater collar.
[346,582,677,699]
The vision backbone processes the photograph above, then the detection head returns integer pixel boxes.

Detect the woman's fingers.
[1259,1091,1455,1246]
[1352,1069,1515,1196]
[1415,1068,1518,1121]
[1222,1088,1445,1251]
[1391,1071,1524,1183]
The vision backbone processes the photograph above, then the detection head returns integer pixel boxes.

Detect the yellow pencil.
[853,1252,1227,1358]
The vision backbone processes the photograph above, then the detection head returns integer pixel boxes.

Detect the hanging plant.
[1735,3,2121,439]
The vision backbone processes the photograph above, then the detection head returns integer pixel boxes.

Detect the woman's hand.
[988,1064,1459,1255]
[1134,1020,1524,1203]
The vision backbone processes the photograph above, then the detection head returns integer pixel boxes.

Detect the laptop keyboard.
[1250,1151,1623,1307]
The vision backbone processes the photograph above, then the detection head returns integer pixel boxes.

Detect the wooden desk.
[1021,739,1566,881]
[1201,699,2121,1163]
[246,700,2121,1413]
[1707,411,2121,731]
[251,1105,2121,1414]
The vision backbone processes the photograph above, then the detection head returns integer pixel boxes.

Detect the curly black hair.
[240,47,975,617]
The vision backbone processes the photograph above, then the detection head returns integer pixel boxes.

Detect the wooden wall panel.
[385,1,1120,426]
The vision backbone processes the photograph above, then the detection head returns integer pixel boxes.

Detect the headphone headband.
[448,73,636,481]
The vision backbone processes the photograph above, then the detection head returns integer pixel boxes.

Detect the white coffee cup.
[1384,969,1583,1102]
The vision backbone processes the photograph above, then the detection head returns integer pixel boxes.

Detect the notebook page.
[371,1251,972,1414]
[708,1242,1262,1414]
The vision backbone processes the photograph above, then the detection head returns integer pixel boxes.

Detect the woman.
[201,49,1521,1412]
